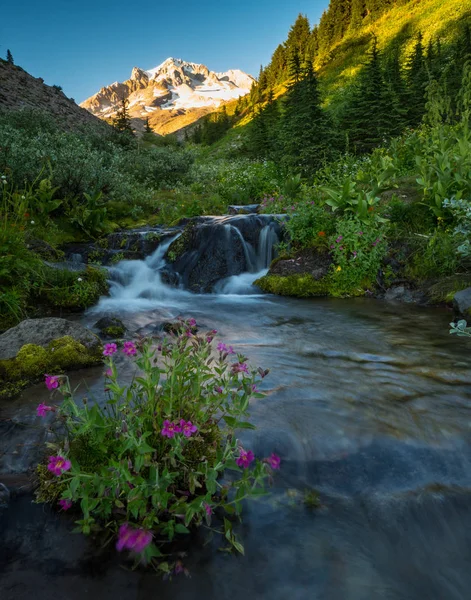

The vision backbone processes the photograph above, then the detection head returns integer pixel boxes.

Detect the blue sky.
[1,0,328,103]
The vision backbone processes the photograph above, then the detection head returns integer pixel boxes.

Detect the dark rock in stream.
[383,285,428,304]
[93,317,126,339]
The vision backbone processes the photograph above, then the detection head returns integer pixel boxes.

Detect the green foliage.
[67,191,110,238]
[37,266,109,310]
[254,272,330,297]
[35,325,277,567]
[112,98,133,134]
[406,230,461,280]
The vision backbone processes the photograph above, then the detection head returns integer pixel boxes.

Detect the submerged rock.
[94,316,126,338]
[0,318,102,400]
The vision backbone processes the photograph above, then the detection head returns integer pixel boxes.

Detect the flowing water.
[2,216,471,599]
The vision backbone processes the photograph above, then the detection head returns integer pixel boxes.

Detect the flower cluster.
[116,523,152,553]
[47,455,71,477]
[161,419,198,439]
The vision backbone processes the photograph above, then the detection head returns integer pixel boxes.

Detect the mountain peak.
[80,58,255,135]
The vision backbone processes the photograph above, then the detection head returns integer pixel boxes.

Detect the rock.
[228,204,261,215]
[269,248,332,279]
[94,317,126,338]
[453,287,471,319]
[384,285,428,304]
[0,483,10,508]
[0,318,101,360]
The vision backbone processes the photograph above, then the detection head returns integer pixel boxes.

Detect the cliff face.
[0,60,106,131]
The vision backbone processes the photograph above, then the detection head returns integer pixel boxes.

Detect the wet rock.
[269,248,332,279]
[94,317,126,339]
[0,318,101,360]
[453,287,471,319]
[384,285,428,304]
[228,204,261,215]
[0,483,10,508]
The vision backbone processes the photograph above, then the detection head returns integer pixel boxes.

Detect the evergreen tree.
[349,0,366,31]
[6,49,14,65]
[247,89,280,159]
[285,14,311,61]
[340,37,398,152]
[112,98,133,134]
[405,33,428,126]
[281,60,332,174]
[145,117,152,133]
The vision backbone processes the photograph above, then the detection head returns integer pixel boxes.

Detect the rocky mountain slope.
[80,58,255,135]
[0,60,106,131]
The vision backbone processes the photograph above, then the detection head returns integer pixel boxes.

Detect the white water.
[92,218,280,313]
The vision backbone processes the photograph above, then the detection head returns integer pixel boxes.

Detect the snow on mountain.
[80,58,255,133]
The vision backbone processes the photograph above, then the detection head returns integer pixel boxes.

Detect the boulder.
[453,287,471,319]
[94,316,126,338]
[384,285,428,304]
[0,318,101,360]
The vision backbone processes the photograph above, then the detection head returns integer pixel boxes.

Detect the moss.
[167,222,196,263]
[101,325,126,338]
[0,335,102,400]
[426,274,471,304]
[38,265,109,310]
[34,463,67,504]
[254,273,331,297]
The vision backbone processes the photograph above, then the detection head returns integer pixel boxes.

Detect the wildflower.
[105,368,113,377]
[187,318,197,327]
[47,455,72,477]
[122,341,137,356]
[77,277,83,282]
[251,384,259,393]
[318,231,325,237]
[368,206,374,212]
[45,374,59,390]
[184,329,193,338]
[59,498,72,511]
[227,346,235,355]
[179,420,198,438]
[116,523,152,553]
[236,448,255,469]
[336,266,342,272]
[204,502,212,516]
[336,236,343,243]
[2,179,7,185]
[217,342,228,353]
[161,420,181,438]
[232,362,249,374]
[215,386,224,394]
[357,231,364,236]
[267,453,281,470]
[339,246,344,251]
[174,561,185,575]
[30,220,35,224]
[36,403,53,417]
[352,251,357,258]
[24,212,30,218]
[330,244,335,249]
[206,336,214,343]
[103,343,118,356]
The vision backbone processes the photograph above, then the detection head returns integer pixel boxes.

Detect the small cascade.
[93,213,284,311]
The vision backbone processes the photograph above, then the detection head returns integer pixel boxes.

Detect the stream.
[2,216,471,599]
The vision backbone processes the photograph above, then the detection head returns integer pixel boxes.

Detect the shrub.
[35,321,278,572]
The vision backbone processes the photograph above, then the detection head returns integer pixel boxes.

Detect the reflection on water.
[2,293,471,599]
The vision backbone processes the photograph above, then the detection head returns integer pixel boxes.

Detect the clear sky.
[1,0,328,103]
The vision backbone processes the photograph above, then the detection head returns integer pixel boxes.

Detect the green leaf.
[175,524,190,534]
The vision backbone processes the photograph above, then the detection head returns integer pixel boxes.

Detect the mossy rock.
[426,275,471,305]
[166,221,196,263]
[0,333,102,400]
[254,273,331,297]
[94,316,126,339]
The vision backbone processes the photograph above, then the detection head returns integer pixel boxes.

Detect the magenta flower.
[215,386,224,394]
[232,362,249,375]
[236,449,255,469]
[103,343,118,357]
[206,336,214,343]
[45,375,59,390]
[204,502,212,516]
[59,498,72,511]
[184,329,193,338]
[267,453,281,470]
[36,403,53,417]
[122,341,137,356]
[217,342,228,352]
[47,455,72,477]
[251,384,259,393]
[180,420,198,438]
[227,346,235,355]
[336,236,343,243]
[330,244,335,249]
[105,368,113,377]
[358,231,364,236]
[339,246,344,251]
[188,318,197,327]
[352,251,357,258]
[116,523,152,553]
[161,420,181,438]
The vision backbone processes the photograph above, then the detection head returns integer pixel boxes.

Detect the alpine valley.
[80,57,255,135]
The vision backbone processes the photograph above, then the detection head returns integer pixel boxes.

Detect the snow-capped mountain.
[80,58,255,135]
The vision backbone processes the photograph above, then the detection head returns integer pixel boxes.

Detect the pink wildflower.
[179,420,198,438]
[47,455,71,477]
[161,420,181,438]
[336,236,343,243]
[358,231,364,236]
[59,498,72,511]
[116,523,152,553]
[267,453,281,470]
[215,386,224,394]
[236,449,255,469]
[204,502,212,516]
[45,375,59,390]
[105,368,113,377]
[188,318,197,327]
[227,346,235,355]
[122,341,137,356]
[103,343,117,357]
[36,403,53,417]
[232,362,249,375]
[251,384,259,393]
[217,342,228,353]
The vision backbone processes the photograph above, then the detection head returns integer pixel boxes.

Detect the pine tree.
[112,98,133,133]
[6,49,14,65]
[340,37,398,152]
[281,60,332,174]
[285,14,311,60]
[405,33,428,127]
[349,0,366,31]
